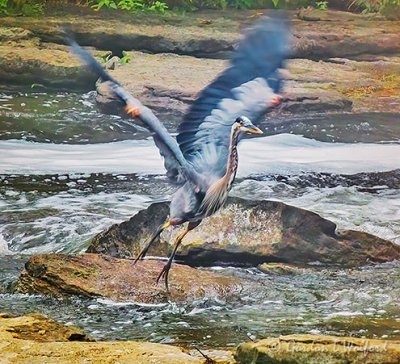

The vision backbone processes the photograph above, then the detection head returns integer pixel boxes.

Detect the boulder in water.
[88,198,400,267]
[15,253,252,304]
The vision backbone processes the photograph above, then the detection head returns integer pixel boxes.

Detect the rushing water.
[0,87,399,346]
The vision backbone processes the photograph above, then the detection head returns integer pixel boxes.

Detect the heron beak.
[245,126,263,135]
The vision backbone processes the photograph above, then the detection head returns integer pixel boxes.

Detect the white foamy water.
[237,134,400,176]
[1,134,399,176]
[0,232,11,255]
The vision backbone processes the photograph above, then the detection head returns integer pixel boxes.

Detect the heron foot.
[156,261,172,291]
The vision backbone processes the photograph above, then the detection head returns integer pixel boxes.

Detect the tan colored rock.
[0,313,234,363]
[95,50,400,117]
[2,10,400,59]
[15,253,252,303]
[0,312,91,342]
[88,198,400,267]
[0,38,97,89]
[0,314,205,364]
[2,340,204,364]
[2,10,400,112]
[235,334,400,363]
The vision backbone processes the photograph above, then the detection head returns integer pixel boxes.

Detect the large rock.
[88,198,400,267]
[0,313,211,364]
[234,334,400,363]
[15,253,252,303]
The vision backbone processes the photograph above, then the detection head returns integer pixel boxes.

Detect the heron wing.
[68,39,200,186]
[177,16,290,178]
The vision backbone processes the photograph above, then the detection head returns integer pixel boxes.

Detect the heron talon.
[156,263,171,291]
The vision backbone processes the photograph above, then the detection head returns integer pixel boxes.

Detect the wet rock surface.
[235,334,400,363]
[0,10,399,113]
[0,313,210,364]
[15,253,252,303]
[88,197,400,267]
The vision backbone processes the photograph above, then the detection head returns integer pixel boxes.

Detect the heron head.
[235,116,263,135]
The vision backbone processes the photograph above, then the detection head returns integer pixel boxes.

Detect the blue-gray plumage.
[68,15,290,290]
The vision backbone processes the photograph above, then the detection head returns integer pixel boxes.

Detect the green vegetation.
[91,0,168,13]
[350,0,400,16]
[380,0,400,18]
[101,51,131,64]
[0,0,398,16]
[0,0,8,15]
[0,0,44,16]
[315,0,328,10]
[350,0,381,12]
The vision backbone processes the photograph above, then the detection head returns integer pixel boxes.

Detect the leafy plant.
[101,51,113,63]
[118,0,137,9]
[147,0,168,12]
[92,0,118,10]
[101,51,131,64]
[91,0,168,13]
[315,0,328,10]
[120,51,131,63]
[271,0,280,7]
[0,0,8,15]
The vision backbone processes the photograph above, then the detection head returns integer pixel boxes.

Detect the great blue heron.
[68,15,289,290]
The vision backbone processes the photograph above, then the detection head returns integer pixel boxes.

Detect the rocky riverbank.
[0,9,399,113]
[1,312,399,363]
[1,7,400,363]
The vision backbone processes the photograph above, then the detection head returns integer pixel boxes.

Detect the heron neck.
[223,126,240,187]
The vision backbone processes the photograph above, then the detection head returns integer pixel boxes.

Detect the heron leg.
[156,220,201,291]
[133,220,171,265]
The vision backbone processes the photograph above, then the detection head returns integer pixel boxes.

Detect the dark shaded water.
[0,87,399,346]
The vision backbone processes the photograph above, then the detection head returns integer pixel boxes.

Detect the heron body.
[171,119,256,223]
[68,15,290,289]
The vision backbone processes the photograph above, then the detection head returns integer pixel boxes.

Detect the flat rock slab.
[0,314,208,364]
[2,10,400,59]
[2,340,204,364]
[0,313,234,363]
[0,28,97,89]
[95,51,400,116]
[15,253,250,303]
[88,197,400,267]
[2,11,399,112]
[235,334,400,363]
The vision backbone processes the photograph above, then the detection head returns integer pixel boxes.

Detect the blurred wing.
[68,38,199,186]
[177,15,290,178]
